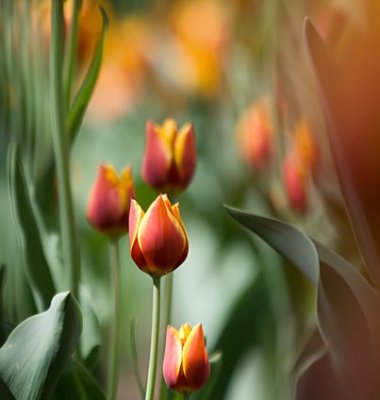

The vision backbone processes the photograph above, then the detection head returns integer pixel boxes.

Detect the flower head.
[236,100,273,169]
[129,194,188,276]
[163,323,210,394]
[141,119,196,194]
[87,164,135,237]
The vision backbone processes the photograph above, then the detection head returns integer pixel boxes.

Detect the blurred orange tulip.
[163,323,210,394]
[87,164,135,237]
[129,194,188,277]
[236,100,273,170]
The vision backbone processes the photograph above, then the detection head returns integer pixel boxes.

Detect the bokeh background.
[0,0,366,398]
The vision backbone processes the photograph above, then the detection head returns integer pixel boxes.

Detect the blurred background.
[0,0,366,398]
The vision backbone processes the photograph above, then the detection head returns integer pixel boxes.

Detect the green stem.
[108,239,122,400]
[183,394,191,400]
[50,0,80,300]
[145,276,161,400]
[64,0,82,108]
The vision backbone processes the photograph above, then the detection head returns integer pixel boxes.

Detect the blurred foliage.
[1,0,378,399]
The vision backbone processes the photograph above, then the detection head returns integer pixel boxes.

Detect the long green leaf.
[8,145,56,311]
[225,206,319,286]
[0,291,82,400]
[67,7,108,140]
[227,206,380,397]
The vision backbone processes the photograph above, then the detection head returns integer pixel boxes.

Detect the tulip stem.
[108,239,122,400]
[50,0,80,301]
[145,276,161,400]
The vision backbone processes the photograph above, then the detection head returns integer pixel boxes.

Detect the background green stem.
[108,239,122,400]
[145,276,161,400]
[50,0,80,300]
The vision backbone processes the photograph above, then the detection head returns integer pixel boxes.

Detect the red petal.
[163,325,183,389]
[182,324,210,390]
[137,195,187,274]
[87,164,124,233]
[142,121,172,190]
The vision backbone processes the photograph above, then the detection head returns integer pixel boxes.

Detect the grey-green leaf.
[225,206,319,285]
[0,291,82,400]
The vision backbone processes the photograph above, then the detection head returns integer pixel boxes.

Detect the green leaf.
[8,145,56,311]
[208,272,275,399]
[67,7,108,140]
[130,319,144,399]
[226,206,380,397]
[53,360,106,400]
[80,287,101,368]
[225,206,319,286]
[0,291,82,400]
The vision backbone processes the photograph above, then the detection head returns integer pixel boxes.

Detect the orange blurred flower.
[236,100,273,170]
[129,194,188,277]
[160,0,229,98]
[87,164,135,237]
[163,323,210,394]
[282,119,318,212]
[142,119,196,194]
[88,16,152,121]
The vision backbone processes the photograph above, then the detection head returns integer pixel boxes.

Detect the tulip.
[163,323,210,394]
[87,164,135,237]
[293,119,318,175]
[129,194,188,276]
[283,153,309,213]
[141,119,196,194]
[236,101,273,169]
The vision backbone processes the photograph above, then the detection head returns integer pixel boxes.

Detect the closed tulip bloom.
[237,100,273,170]
[163,323,210,394]
[283,154,308,213]
[129,194,188,276]
[141,119,196,193]
[87,164,135,236]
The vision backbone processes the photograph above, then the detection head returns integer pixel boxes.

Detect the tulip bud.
[236,100,273,169]
[129,194,188,276]
[283,154,308,213]
[87,164,135,237]
[163,323,210,394]
[141,119,196,194]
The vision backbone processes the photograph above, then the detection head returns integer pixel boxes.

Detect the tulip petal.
[129,199,147,270]
[163,326,183,389]
[137,195,187,274]
[142,121,172,189]
[182,324,210,390]
[174,123,196,187]
[87,164,124,232]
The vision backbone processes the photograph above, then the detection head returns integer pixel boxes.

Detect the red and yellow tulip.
[87,164,135,236]
[129,194,188,276]
[142,119,196,194]
[163,323,210,394]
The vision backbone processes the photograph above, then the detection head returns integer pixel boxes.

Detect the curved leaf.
[67,7,108,140]
[225,206,319,285]
[304,18,380,288]
[0,291,82,400]
[226,206,380,397]
[8,145,56,311]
